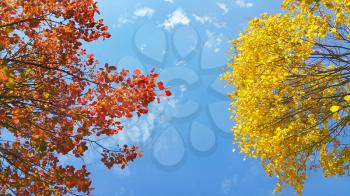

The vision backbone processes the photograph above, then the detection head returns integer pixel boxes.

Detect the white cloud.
[164,0,174,3]
[192,14,226,28]
[179,84,187,97]
[114,186,135,196]
[114,187,127,196]
[192,14,213,24]
[221,178,233,195]
[57,96,177,166]
[115,14,135,28]
[134,7,155,18]
[113,167,131,178]
[161,9,190,30]
[114,6,155,28]
[204,30,225,53]
[234,0,253,8]
[217,2,229,14]
[220,176,239,195]
[113,96,176,145]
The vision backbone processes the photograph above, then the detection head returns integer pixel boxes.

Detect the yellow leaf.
[344,95,350,102]
[43,92,50,99]
[330,105,340,113]
[328,64,335,69]
[5,78,15,89]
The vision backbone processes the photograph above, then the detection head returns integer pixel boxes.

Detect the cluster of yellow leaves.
[283,0,350,38]
[222,0,350,194]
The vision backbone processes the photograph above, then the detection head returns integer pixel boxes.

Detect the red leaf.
[109,66,117,71]
[104,33,111,38]
[157,81,165,90]
[77,98,83,104]
[165,90,172,96]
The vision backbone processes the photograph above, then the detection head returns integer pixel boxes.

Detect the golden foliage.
[222,0,350,194]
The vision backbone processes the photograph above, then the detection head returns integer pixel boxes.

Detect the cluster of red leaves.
[0,0,170,194]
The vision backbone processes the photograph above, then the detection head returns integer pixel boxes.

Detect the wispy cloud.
[192,14,213,24]
[57,96,177,168]
[115,14,135,28]
[134,7,154,18]
[234,0,254,8]
[221,178,233,195]
[114,6,155,28]
[220,176,239,195]
[161,9,190,30]
[113,167,131,178]
[204,30,225,53]
[217,2,229,14]
[113,96,177,145]
[192,14,226,28]
[164,0,174,3]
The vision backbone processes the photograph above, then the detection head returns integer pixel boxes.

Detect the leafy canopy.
[0,0,170,194]
[222,0,350,194]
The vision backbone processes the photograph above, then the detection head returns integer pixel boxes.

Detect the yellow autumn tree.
[222,0,350,194]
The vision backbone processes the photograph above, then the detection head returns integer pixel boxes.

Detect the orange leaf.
[0,72,8,81]
[134,69,141,76]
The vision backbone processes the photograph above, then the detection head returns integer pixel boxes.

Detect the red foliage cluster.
[0,0,170,194]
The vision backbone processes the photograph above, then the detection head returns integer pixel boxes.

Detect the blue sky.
[82,0,350,195]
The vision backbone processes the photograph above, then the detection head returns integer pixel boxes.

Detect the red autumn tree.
[0,0,170,194]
